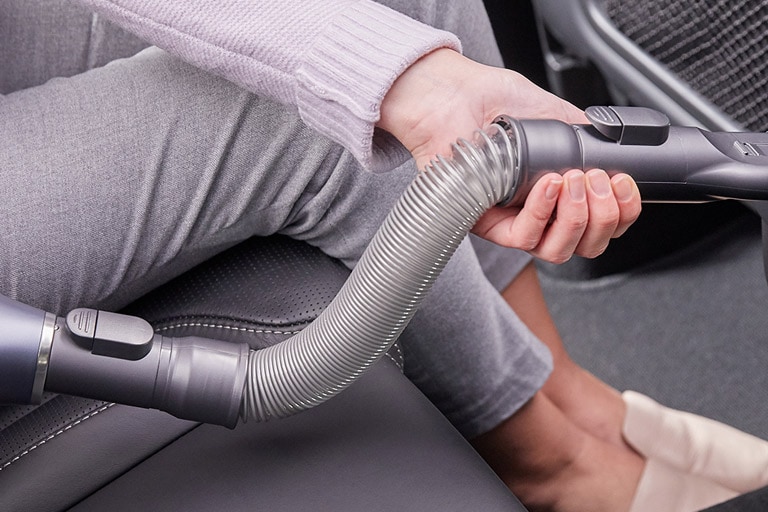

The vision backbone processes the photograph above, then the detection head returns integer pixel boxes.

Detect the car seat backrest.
[603,0,768,131]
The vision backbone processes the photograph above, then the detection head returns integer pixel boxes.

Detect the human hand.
[377,49,641,263]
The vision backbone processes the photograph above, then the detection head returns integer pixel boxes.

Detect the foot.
[515,434,645,512]
[471,392,644,512]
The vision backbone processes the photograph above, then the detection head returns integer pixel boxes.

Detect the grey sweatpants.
[0,0,552,438]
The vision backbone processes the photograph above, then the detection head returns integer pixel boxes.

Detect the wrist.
[378,48,468,150]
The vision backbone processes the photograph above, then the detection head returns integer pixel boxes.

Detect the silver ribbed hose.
[241,122,518,422]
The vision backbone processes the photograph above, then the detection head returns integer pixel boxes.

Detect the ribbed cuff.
[295,0,461,172]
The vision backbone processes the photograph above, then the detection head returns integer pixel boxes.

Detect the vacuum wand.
[495,105,768,206]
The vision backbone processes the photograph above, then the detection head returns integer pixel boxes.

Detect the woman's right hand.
[377,48,641,263]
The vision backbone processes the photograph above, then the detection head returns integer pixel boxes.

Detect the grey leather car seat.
[0,235,526,512]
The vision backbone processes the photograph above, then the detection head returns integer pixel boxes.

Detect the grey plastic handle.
[497,106,768,206]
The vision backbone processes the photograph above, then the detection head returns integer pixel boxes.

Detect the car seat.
[0,235,526,511]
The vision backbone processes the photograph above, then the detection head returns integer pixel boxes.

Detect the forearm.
[76,0,461,170]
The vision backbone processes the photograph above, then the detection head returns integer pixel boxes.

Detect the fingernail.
[587,170,611,197]
[545,177,563,200]
[568,173,586,201]
[613,176,634,202]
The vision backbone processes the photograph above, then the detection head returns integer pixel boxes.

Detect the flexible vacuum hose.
[241,123,516,421]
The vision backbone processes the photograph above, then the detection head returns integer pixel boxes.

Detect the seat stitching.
[0,402,116,472]
[384,353,403,371]
[155,321,302,335]
[386,342,404,372]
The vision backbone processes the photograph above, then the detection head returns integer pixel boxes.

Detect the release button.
[66,308,154,360]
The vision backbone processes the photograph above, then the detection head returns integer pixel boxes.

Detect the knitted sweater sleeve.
[75,0,462,172]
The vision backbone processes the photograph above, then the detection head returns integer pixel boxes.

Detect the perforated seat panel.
[123,235,352,347]
[0,395,111,473]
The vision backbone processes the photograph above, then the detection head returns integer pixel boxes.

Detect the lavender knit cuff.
[295,0,461,172]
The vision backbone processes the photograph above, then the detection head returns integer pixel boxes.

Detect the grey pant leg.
[374,0,551,437]
[0,46,383,313]
[403,244,552,436]
[0,0,149,94]
[383,0,503,66]
[0,0,551,438]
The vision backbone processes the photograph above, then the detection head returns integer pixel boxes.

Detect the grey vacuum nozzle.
[0,297,249,428]
[43,310,249,428]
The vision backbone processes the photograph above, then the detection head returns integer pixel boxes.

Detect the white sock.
[623,390,768,493]
[629,458,737,512]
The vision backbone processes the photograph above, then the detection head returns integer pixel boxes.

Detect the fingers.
[572,169,620,258]
[534,169,641,262]
[531,170,590,263]
[610,173,642,238]
[500,174,564,250]
[470,173,563,251]
[472,170,642,265]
